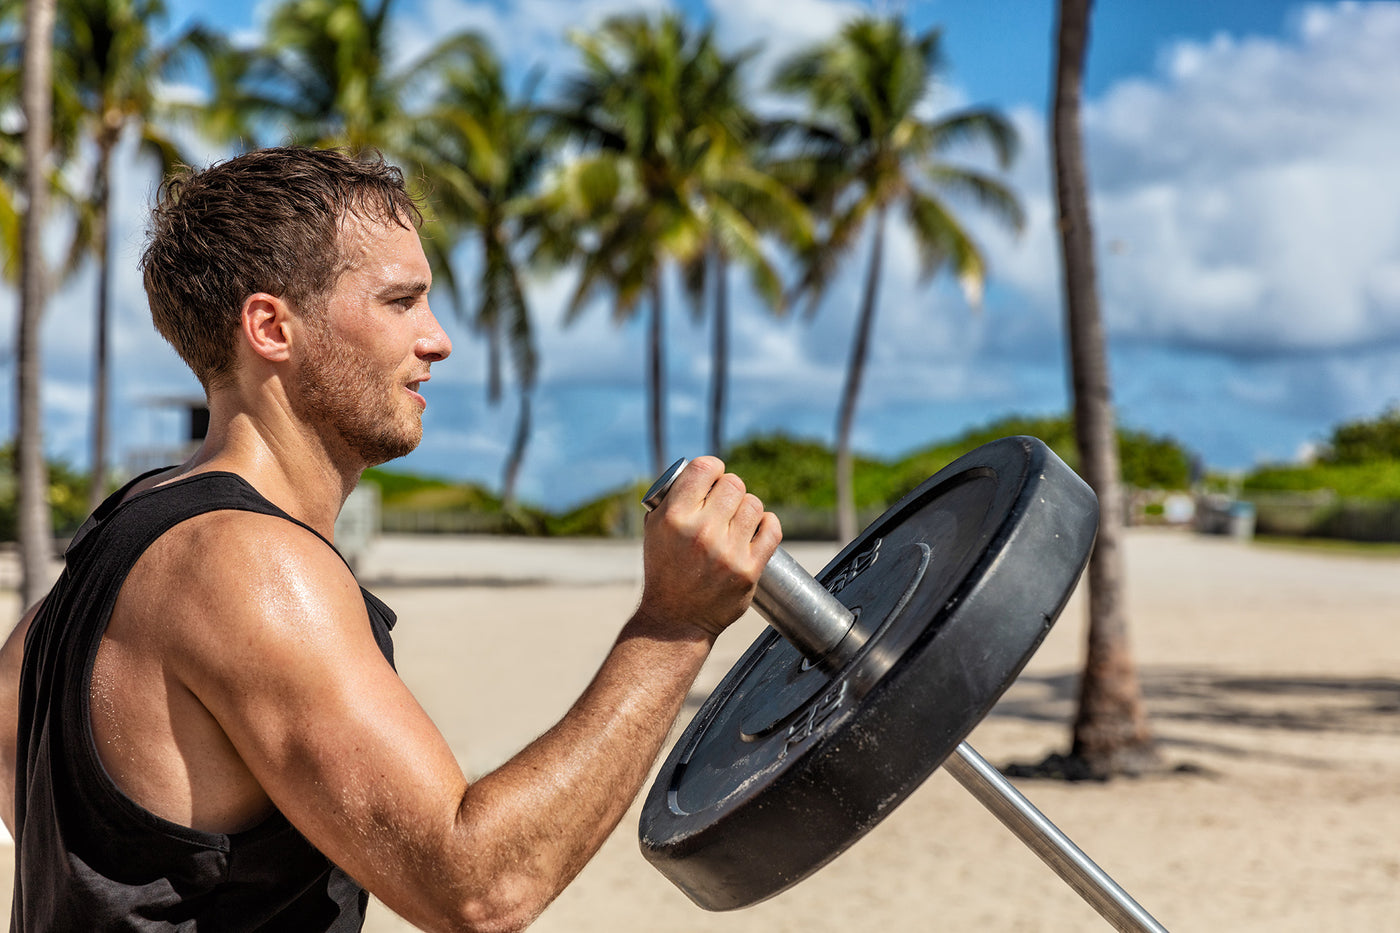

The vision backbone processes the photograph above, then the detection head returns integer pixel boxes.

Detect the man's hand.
[637,456,782,640]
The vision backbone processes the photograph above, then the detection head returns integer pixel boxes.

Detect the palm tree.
[773,16,1024,542]
[1051,0,1158,777]
[253,0,432,152]
[556,12,800,475]
[207,0,481,160]
[53,0,194,513]
[667,40,810,459]
[0,77,22,283]
[417,46,550,509]
[16,0,57,609]
[202,0,531,494]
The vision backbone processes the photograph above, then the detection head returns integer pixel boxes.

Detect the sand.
[1,527,1397,931]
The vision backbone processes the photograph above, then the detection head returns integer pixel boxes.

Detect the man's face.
[292,213,452,468]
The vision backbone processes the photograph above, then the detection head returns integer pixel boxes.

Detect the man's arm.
[173,457,778,933]
[0,599,42,833]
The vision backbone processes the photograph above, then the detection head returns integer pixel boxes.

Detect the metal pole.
[644,458,858,665]
[943,742,1169,933]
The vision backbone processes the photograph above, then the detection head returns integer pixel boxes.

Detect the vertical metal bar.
[943,742,1169,933]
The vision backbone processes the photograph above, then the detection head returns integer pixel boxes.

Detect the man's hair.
[141,146,423,390]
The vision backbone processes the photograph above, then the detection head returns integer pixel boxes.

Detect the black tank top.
[12,471,397,931]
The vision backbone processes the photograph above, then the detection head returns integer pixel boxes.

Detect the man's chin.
[368,438,420,469]
[354,423,422,469]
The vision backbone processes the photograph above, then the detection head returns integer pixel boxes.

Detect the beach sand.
[2,527,1397,930]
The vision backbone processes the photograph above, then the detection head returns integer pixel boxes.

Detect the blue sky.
[5,0,1400,510]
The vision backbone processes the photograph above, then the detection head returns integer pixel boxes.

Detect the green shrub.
[1244,459,1400,500]
[0,444,93,541]
[1325,407,1400,464]
[358,415,1202,538]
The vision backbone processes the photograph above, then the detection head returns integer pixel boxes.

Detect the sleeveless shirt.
[11,471,397,931]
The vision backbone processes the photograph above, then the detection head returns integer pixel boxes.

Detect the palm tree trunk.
[18,0,57,610]
[483,234,505,405]
[88,141,113,515]
[709,246,728,457]
[835,207,886,543]
[648,278,666,476]
[501,390,531,511]
[485,326,502,403]
[1052,0,1158,777]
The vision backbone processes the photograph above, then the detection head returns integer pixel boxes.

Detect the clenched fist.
[637,457,783,640]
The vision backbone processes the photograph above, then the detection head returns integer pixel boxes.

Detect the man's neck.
[175,394,363,541]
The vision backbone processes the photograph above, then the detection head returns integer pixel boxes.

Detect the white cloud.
[15,1,1400,507]
[1075,2,1400,354]
[419,0,672,85]
[706,0,864,82]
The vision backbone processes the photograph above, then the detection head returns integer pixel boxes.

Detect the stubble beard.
[294,324,423,469]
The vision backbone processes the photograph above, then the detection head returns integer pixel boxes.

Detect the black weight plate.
[638,436,1099,910]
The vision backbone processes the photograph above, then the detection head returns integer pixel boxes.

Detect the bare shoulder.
[120,508,370,670]
[101,505,432,838]
[115,505,473,912]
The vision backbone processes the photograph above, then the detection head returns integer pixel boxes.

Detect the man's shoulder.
[122,506,362,640]
[149,507,351,590]
[101,509,373,698]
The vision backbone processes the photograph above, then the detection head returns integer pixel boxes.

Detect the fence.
[1246,491,1400,543]
[381,490,1400,544]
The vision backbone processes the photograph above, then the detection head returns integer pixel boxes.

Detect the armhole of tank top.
[72,474,364,849]
[73,549,238,852]
[71,486,303,852]
[191,472,354,573]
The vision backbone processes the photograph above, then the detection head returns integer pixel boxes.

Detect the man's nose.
[418,303,452,362]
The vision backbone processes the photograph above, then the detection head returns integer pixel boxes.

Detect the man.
[0,147,781,931]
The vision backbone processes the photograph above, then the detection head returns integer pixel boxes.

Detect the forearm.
[249,458,775,932]
[444,610,713,930]
[431,458,779,925]
[0,601,41,834]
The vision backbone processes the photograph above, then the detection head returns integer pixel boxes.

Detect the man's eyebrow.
[378,280,431,298]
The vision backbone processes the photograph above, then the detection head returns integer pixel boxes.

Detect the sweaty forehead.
[334,212,430,283]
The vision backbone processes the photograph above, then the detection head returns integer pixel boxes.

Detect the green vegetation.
[727,415,1192,513]
[1245,459,1400,500]
[361,467,555,535]
[0,418,1205,543]
[1253,535,1400,559]
[28,413,1400,543]
[1243,407,1400,500]
[1328,406,1400,464]
[353,415,1197,539]
[1238,409,1400,543]
[362,467,502,511]
[0,445,95,541]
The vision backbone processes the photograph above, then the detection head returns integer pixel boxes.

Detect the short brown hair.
[141,146,423,389]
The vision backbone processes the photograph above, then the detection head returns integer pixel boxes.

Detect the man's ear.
[241,292,294,363]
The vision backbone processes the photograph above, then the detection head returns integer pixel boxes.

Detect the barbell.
[637,437,1168,932]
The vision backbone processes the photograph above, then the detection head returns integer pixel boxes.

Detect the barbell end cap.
[642,457,690,513]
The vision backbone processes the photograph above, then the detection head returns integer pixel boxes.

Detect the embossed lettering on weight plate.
[783,680,849,755]
[825,537,882,596]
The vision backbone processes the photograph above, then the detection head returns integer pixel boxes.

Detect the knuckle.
[719,473,747,498]
[691,455,725,478]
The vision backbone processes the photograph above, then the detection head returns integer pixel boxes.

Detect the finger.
[751,510,784,562]
[703,472,748,519]
[666,456,725,514]
[727,492,765,544]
